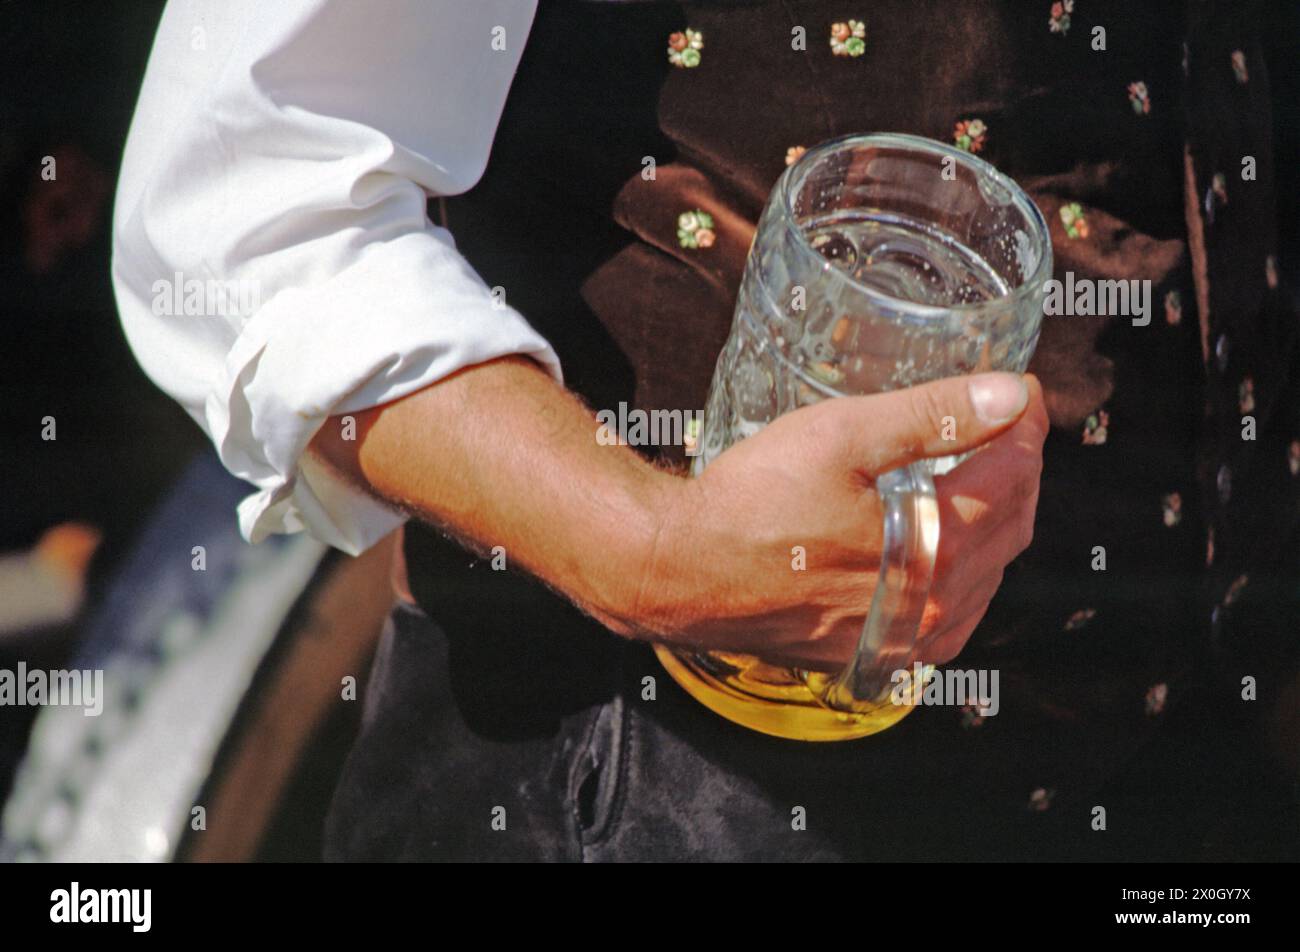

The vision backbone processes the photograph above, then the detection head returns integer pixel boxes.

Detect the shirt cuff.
[211,225,563,555]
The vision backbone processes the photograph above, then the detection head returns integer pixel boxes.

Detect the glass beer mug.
[655,133,1052,741]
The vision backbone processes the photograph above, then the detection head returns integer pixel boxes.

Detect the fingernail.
[970,374,1028,424]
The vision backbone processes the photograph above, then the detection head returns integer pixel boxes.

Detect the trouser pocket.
[567,693,628,851]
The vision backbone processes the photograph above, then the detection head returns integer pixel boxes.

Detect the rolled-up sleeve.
[111,0,556,555]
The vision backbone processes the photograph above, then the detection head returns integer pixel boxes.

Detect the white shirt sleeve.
[111,0,556,556]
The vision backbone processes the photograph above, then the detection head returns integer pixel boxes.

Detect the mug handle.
[806,461,939,711]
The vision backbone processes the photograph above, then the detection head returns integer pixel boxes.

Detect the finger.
[922,604,992,666]
[814,372,1031,477]
[933,508,1030,631]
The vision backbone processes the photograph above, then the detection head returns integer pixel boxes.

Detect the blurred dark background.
[1,7,393,862]
[1,1,197,558]
[0,1,204,803]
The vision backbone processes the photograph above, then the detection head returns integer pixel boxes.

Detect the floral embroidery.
[1288,440,1300,476]
[1049,1,1074,35]
[1028,788,1055,812]
[1238,377,1254,414]
[676,210,715,249]
[1164,289,1182,325]
[1127,81,1150,115]
[1224,574,1248,606]
[667,29,704,68]
[1231,50,1248,84]
[829,20,867,57]
[953,118,987,153]
[1265,255,1278,289]
[785,145,807,167]
[1059,201,1089,239]
[1064,608,1097,631]
[960,703,987,728]
[1145,683,1168,716]
[1082,410,1109,445]
[1161,492,1182,527]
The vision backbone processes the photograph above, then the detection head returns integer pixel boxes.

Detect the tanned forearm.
[310,352,1045,671]
[309,355,672,634]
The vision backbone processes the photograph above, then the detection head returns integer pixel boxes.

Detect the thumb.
[822,372,1031,476]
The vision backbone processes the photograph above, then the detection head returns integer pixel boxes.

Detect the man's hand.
[633,373,1047,671]
[312,358,1045,671]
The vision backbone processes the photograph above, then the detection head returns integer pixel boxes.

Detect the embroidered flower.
[1162,492,1182,527]
[1145,683,1168,716]
[1127,81,1151,115]
[1265,255,1278,290]
[952,118,987,153]
[677,209,716,249]
[1238,376,1255,414]
[1164,289,1182,325]
[1224,574,1249,606]
[1231,50,1248,84]
[1049,1,1074,35]
[785,145,807,167]
[667,29,704,68]
[1028,787,1055,812]
[829,20,866,57]
[1082,409,1109,445]
[960,703,987,729]
[1288,440,1300,476]
[1064,608,1097,631]
[1059,201,1089,239]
